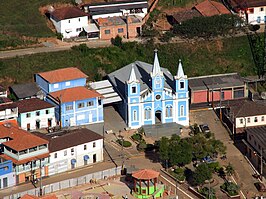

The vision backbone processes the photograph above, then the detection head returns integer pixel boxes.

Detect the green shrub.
[116,139,132,147]
[207,162,220,173]
[131,133,143,142]
[137,140,147,151]
[111,35,123,47]
[220,181,239,196]
[199,187,216,199]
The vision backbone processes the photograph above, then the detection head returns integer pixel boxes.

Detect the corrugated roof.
[246,126,266,149]
[194,0,230,16]
[230,100,266,118]
[49,87,103,103]
[0,124,49,151]
[51,7,88,21]
[10,83,41,99]
[33,128,103,152]
[16,98,54,113]
[37,67,88,83]
[189,73,244,91]
[89,80,122,104]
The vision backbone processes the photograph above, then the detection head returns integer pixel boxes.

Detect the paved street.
[190,109,260,198]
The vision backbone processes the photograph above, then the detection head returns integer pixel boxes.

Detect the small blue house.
[108,49,189,129]
[35,67,104,127]
[0,160,16,189]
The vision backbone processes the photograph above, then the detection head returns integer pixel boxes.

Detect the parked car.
[255,182,266,192]
[200,124,210,133]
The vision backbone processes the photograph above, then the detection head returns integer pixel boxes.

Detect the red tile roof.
[0,153,49,165]
[0,124,49,151]
[20,194,57,199]
[16,98,54,113]
[49,87,103,103]
[37,67,88,83]
[194,0,230,16]
[132,169,159,180]
[230,0,266,9]
[51,7,88,21]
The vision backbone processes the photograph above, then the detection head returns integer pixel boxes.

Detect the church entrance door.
[155,110,162,124]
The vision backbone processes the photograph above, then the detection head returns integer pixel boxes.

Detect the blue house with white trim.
[0,160,16,189]
[108,49,189,129]
[35,67,104,127]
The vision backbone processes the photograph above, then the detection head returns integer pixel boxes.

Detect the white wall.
[243,6,266,24]
[51,16,88,38]
[48,138,103,176]
[236,115,266,128]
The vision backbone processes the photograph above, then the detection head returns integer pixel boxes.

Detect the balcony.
[0,108,18,120]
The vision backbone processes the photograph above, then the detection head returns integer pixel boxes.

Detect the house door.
[36,120,40,129]
[27,123,30,131]
[48,119,52,127]
[93,154,97,163]
[70,118,75,126]
[136,27,141,36]
[155,110,162,124]
[3,178,7,188]
[89,113,93,123]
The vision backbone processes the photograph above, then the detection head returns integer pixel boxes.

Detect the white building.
[16,98,56,131]
[82,0,148,20]
[44,128,103,176]
[50,7,90,39]
[228,0,266,24]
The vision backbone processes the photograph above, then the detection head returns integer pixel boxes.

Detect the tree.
[111,35,122,48]
[158,137,170,167]
[225,163,234,176]
[169,139,192,167]
[193,163,212,186]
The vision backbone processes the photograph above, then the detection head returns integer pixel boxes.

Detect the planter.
[220,188,240,199]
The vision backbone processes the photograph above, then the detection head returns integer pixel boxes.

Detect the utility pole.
[219,87,222,121]
[261,148,264,176]
[39,159,43,196]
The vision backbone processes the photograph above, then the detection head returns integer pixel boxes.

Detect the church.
[107,49,189,129]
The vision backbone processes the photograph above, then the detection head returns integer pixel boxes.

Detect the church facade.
[108,50,189,129]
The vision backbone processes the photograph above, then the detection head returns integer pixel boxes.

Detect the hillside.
[0,35,255,86]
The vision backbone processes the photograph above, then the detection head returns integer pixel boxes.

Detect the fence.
[4,166,121,199]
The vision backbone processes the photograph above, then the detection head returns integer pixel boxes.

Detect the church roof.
[108,61,175,98]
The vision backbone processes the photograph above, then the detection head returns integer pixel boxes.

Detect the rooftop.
[0,101,17,112]
[33,128,103,152]
[194,0,230,16]
[37,67,88,84]
[0,153,49,165]
[171,10,202,23]
[228,100,266,117]
[15,98,54,113]
[49,87,103,103]
[229,0,266,9]
[96,16,125,26]
[50,7,88,21]
[0,124,49,151]
[189,73,244,91]
[10,82,41,99]
[132,169,160,180]
[246,126,266,149]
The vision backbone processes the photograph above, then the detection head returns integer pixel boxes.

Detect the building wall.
[236,115,266,129]
[0,107,18,122]
[243,6,266,24]
[35,75,49,94]
[0,160,15,189]
[48,78,87,93]
[16,165,48,184]
[99,24,127,40]
[18,107,56,131]
[51,16,89,38]
[127,23,142,38]
[48,139,103,176]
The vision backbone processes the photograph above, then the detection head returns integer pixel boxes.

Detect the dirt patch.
[216,39,224,51]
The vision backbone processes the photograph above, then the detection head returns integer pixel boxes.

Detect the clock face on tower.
[155,94,161,100]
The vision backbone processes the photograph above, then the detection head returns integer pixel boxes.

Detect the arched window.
[165,106,173,117]
[144,108,151,120]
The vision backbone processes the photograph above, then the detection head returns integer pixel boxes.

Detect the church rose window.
[155,95,161,100]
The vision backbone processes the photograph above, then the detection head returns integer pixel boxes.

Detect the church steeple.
[151,49,163,77]
[128,65,138,83]
[175,59,187,79]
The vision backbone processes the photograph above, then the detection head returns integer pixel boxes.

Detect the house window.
[26,113,31,118]
[78,18,80,21]
[68,20,71,23]
[87,101,94,106]
[240,118,243,124]
[64,150,67,156]
[247,118,250,123]
[54,153,57,159]
[76,28,82,32]
[36,111,40,116]
[84,145,87,150]
[180,81,184,89]
[105,30,110,34]
[248,8,254,14]
[132,86,136,94]
[66,105,73,111]
[262,116,265,122]
[65,81,70,86]
[261,7,264,12]
[133,110,137,121]
[144,108,151,120]
[93,142,96,148]
[71,148,74,155]
[53,84,59,89]
[78,102,85,108]
[165,106,173,117]
[118,28,124,33]
[98,99,102,106]
[46,110,50,114]
[254,117,258,122]
[180,105,184,116]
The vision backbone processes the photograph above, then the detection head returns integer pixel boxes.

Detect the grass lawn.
[0,0,71,49]
[0,35,255,86]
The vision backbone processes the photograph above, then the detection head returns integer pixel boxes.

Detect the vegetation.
[116,139,132,147]
[173,14,243,39]
[220,181,239,196]
[225,163,234,176]
[111,35,123,48]
[142,9,160,37]
[0,0,72,49]
[0,35,255,86]
[193,163,212,186]
[158,0,198,7]
[131,133,143,142]
[199,186,216,199]
[171,167,185,181]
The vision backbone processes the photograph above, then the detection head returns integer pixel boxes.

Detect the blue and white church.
[108,49,189,129]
